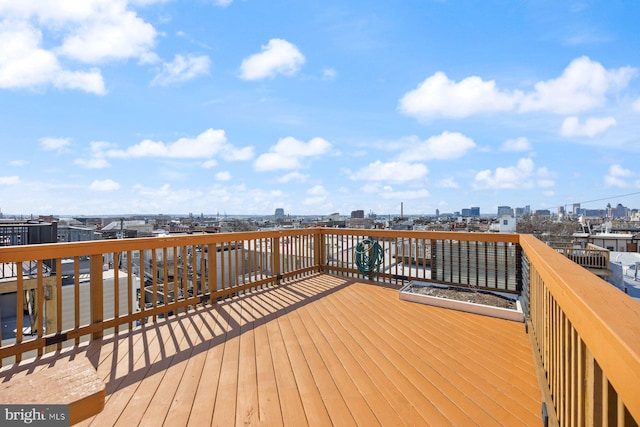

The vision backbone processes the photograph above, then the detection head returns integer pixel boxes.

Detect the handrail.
[1,228,638,424]
[0,229,322,364]
[520,234,640,425]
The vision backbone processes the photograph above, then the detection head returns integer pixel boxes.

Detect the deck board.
[73,273,542,426]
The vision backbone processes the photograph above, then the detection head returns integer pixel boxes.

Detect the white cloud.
[9,160,28,167]
[473,158,555,190]
[349,160,428,183]
[519,57,636,114]
[132,183,170,197]
[74,157,110,169]
[89,179,120,191]
[304,184,329,205]
[398,132,476,160]
[40,137,71,151]
[0,0,161,94]
[108,128,229,159]
[0,22,105,94]
[604,164,634,188]
[0,176,20,185]
[360,184,430,200]
[74,140,112,167]
[152,54,210,86]
[254,137,332,171]
[501,137,531,152]
[632,98,640,112]
[76,129,251,168]
[379,188,430,200]
[214,0,233,7]
[239,39,305,81]
[55,5,157,64]
[399,72,517,119]
[400,57,637,119]
[560,116,617,137]
[278,172,309,183]
[536,167,556,188]
[222,146,254,161]
[437,178,460,189]
[129,0,173,5]
[322,67,337,80]
[215,171,231,181]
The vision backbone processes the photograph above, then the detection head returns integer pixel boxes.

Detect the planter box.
[399,281,524,322]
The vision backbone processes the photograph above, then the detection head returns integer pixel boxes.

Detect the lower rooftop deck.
[40,273,543,426]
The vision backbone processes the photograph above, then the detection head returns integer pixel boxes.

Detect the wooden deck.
[71,273,541,426]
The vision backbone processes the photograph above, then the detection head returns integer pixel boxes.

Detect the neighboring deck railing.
[551,242,611,275]
[0,229,638,425]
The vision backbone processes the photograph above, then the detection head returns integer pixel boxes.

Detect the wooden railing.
[1,229,639,425]
[553,242,610,267]
[317,228,521,293]
[0,229,321,365]
[522,234,640,426]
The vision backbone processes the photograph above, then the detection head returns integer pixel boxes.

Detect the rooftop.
[0,228,638,426]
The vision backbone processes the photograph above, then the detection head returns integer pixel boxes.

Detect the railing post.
[315,231,325,272]
[44,281,57,353]
[90,254,104,340]
[430,239,437,280]
[273,236,281,283]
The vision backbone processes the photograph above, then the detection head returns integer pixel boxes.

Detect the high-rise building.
[470,207,480,218]
[351,210,365,219]
[497,206,514,217]
[274,208,285,220]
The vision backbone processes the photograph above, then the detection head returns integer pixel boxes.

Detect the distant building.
[274,208,285,220]
[470,207,480,218]
[584,209,606,218]
[57,225,98,242]
[490,216,517,233]
[572,203,581,216]
[461,208,471,217]
[611,203,629,219]
[0,220,58,246]
[101,220,152,238]
[497,206,514,217]
[348,217,375,229]
[534,209,552,217]
[351,210,365,219]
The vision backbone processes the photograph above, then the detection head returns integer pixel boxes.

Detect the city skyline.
[1,1,640,216]
[2,196,638,220]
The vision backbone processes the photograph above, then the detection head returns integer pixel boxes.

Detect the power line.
[572,191,640,207]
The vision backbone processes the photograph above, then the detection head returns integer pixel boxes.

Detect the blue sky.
[1,0,640,217]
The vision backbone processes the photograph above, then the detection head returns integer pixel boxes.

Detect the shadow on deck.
[5,274,543,426]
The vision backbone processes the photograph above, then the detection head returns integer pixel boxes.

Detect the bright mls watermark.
[1,405,68,426]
